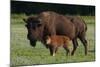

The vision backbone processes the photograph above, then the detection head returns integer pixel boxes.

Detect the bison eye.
[32,26,36,29]
[37,24,42,27]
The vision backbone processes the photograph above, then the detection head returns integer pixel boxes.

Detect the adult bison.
[23,11,87,56]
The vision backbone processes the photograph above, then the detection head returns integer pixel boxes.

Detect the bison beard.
[24,11,88,56]
[29,40,37,47]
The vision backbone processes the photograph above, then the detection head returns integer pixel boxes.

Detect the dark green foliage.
[11,1,95,16]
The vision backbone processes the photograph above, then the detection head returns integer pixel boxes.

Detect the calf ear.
[46,37,51,44]
[23,18,27,22]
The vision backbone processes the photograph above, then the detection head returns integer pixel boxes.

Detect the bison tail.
[85,22,87,32]
[82,19,87,32]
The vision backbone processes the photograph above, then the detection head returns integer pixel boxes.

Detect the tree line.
[11,1,95,16]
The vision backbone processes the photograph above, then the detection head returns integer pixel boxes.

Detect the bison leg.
[49,46,56,56]
[79,36,88,55]
[49,46,53,56]
[71,39,78,55]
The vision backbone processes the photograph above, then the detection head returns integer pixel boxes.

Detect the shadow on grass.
[88,49,95,53]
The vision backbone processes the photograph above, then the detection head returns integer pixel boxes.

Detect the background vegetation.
[11,1,95,16]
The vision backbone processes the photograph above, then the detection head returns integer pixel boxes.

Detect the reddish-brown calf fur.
[46,35,71,56]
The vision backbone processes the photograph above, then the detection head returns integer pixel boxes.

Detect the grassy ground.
[10,14,95,66]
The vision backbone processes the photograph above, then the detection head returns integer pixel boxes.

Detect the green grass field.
[11,14,95,66]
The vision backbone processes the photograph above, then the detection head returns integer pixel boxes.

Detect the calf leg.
[55,47,58,54]
[52,48,56,56]
[63,45,70,56]
[71,39,78,55]
[49,46,56,56]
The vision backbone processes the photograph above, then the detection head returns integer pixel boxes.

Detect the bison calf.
[46,35,72,56]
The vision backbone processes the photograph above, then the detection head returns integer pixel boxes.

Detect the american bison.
[23,11,87,55]
[46,35,71,56]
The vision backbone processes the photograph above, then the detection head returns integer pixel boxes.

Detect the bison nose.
[30,40,37,47]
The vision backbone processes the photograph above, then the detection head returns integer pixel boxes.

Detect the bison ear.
[38,18,42,22]
[23,18,27,23]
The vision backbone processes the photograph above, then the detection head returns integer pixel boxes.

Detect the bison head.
[23,16,44,47]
